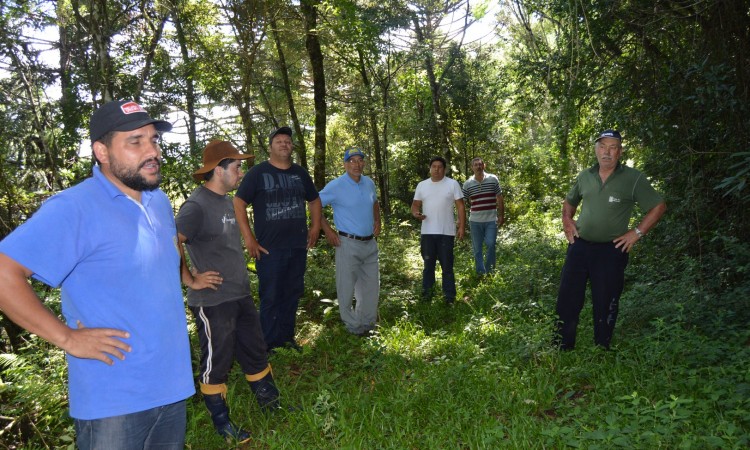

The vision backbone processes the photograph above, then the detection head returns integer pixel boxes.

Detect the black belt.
[575,237,615,246]
[338,231,374,241]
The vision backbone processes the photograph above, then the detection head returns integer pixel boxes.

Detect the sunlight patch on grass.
[462,313,512,337]
[391,241,425,279]
[298,321,326,347]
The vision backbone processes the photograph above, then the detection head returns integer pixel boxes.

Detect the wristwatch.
[634,227,643,238]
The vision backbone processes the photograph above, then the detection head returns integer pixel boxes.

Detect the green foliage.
[716,152,750,202]
[0,341,73,449]
[3,212,750,448]
[502,0,750,243]
[194,220,743,449]
[626,223,750,325]
[2,0,750,447]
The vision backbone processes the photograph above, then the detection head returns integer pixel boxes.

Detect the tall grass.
[184,214,748,449]
[2,214,748,449]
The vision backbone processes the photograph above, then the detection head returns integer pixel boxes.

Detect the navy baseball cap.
[595,129,622,143]
[344,146,365,161]
[90,100,172,143]
[268,126,292,145]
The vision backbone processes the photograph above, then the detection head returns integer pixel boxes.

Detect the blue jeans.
[469,221,497,274]
[256,247,307,350]
[74,400,186,450]
[420,234,456,300]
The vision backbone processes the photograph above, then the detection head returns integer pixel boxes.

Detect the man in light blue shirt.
[320,147,381,336]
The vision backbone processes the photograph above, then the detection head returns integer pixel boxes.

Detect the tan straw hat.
[193,140,254,182]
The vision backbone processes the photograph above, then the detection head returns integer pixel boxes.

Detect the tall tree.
[502,0,750,242]
[269,13,308,167]
[409,0,473,170]
[323,0,411,214]
[170,0,198,153]
[223,0,268,154]
[301,0,327,189]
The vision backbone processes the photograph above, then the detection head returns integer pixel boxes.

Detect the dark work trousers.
[555,238,629,350]
[189,296,269,385]
[420,234,456,301]
[255,248,307,350]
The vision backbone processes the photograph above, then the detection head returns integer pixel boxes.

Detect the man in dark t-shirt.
[233,127,322,353]
[176,141,286,443]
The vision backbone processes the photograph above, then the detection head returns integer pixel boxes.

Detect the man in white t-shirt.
[411,156,466,304]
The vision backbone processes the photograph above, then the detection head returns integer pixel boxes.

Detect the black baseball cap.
[595,129,622,143]
[268,126,292,145]
[90,100,172,143]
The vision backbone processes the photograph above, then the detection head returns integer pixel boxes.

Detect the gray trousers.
[335,236,380,334]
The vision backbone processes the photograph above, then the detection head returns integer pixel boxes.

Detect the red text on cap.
[120,102,146,115]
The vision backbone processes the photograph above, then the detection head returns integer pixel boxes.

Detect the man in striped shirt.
[462,157,505,274]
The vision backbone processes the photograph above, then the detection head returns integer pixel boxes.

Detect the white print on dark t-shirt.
[262,173,306,221]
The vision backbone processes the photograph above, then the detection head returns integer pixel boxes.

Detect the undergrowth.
[1,213,748,449]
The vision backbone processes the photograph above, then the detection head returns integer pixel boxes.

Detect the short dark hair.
[98,130,116,147]
[92,130,117,165]
[203,158,236,181]
[429,156,446,168]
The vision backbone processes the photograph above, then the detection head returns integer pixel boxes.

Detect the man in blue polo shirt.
[556,129,666,350]
[0,100,194,449]
[320,147,381,336]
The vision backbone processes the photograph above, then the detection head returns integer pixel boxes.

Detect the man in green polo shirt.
[556,129,666,350]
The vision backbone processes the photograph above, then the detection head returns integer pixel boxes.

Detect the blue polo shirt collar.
[344,173,362,185]
[92,165,155,206]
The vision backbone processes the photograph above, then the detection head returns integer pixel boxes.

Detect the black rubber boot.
[248,372,281,411]
[203,393,251,443]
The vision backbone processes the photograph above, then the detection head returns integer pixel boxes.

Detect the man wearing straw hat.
[176,140,286,443]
